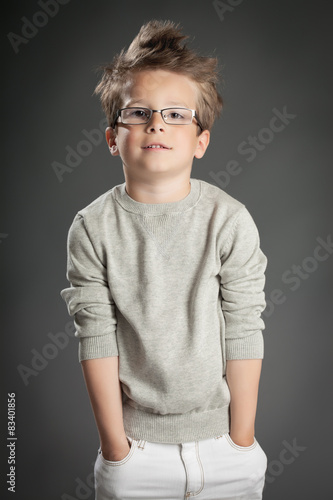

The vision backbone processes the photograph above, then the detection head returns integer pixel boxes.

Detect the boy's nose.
[146,111,165,132]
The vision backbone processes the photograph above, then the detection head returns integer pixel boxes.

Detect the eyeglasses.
[112,107,203,130]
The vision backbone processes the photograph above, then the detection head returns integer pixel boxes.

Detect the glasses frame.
[112,107,204,131]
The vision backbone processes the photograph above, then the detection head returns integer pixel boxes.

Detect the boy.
[61,20,268,500]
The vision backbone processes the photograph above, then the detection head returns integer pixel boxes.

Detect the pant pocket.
[98,438,137,467]
[223,433,258,452]
[94,440,140,500]
[212,434,267,497]
[222,434,267,478]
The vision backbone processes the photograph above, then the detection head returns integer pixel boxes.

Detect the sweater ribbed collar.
[114,178,201,215]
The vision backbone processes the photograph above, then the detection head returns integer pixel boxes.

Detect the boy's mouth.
[142,143,171,150]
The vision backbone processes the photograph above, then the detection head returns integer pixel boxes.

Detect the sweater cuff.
[78,335,119,362]
[225,331,264,360]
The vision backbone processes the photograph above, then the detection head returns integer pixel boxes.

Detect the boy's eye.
[121,108,151,123]
[165,111,185,120]
[130,109,149,118]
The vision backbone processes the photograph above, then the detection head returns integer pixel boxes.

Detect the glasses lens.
[163,108,192,124]
[121,108,150,124]
[119,107,195,125]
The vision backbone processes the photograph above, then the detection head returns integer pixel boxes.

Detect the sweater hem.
[123,404,230,443]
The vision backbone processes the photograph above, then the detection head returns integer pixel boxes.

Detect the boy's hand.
[101,437,131,462]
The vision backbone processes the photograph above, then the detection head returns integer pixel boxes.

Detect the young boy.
[61,20,268,500]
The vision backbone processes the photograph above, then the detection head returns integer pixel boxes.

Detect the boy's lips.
[142,143,171,150]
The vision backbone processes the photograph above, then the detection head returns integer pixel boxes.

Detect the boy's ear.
[105,126,119,156]
[194,130,210,159]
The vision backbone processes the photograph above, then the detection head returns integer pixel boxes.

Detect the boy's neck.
[124,176,192,204]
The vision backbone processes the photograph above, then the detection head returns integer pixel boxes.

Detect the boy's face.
[106,69,210,183]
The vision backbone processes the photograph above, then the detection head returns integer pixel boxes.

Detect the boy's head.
[94,20,223,133]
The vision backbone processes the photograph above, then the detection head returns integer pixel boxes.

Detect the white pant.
[94,434,267,500]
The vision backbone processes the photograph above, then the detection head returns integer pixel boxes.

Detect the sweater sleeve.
[219,206,267,360]
[60,214,118,362]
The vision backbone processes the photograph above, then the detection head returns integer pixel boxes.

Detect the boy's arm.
[60,214,119,362]
[60,214,126,457]
[219,206,267,446]
[81,357,130,460]
[226,359,262,446]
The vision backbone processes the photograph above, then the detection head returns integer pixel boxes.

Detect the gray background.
[2,0,332,499]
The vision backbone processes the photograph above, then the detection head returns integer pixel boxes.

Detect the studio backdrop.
[2,1,332,499]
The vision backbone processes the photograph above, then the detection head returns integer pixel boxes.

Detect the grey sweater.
[60,178,267,443]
